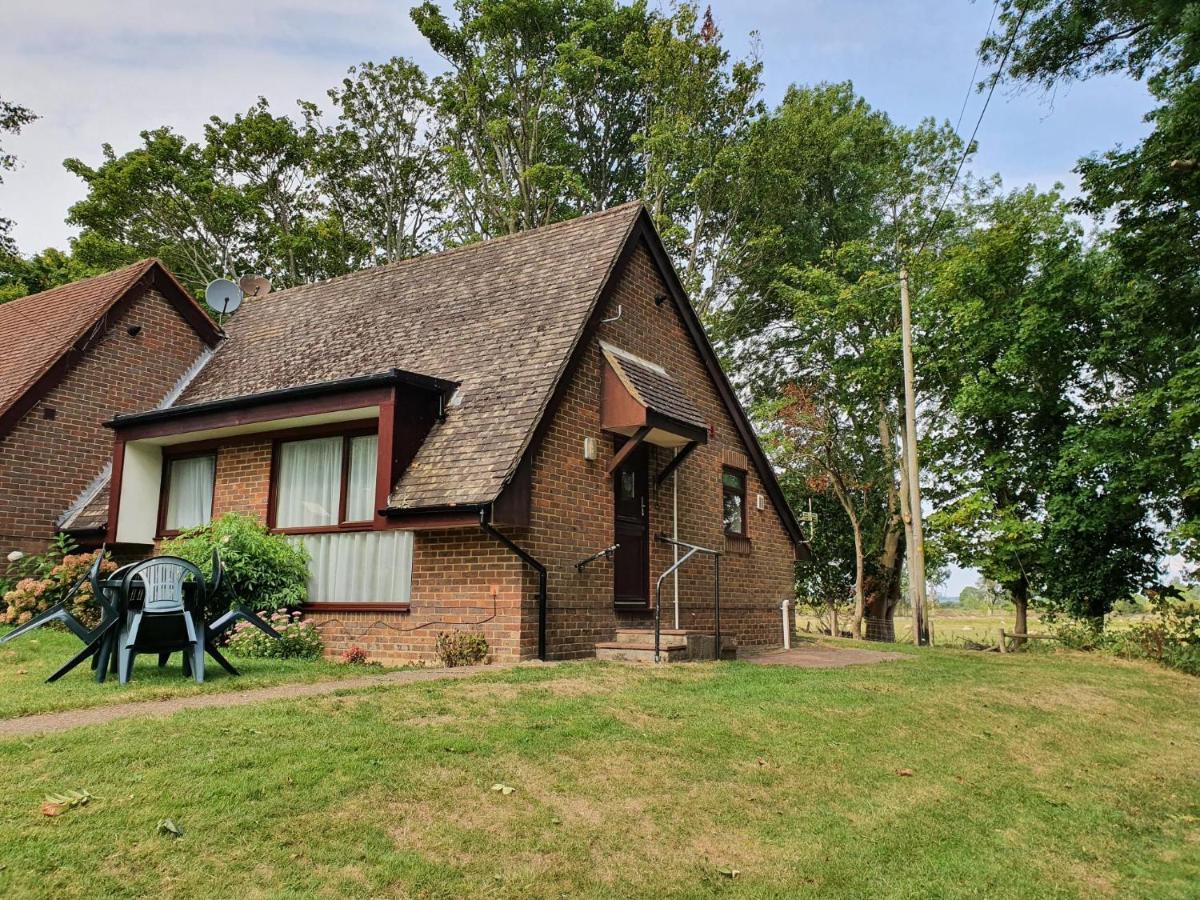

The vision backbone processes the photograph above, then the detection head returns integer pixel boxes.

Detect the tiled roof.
[0,260,157,425]
[601,342,707,431]
[61,483,110,532]
[178,202,645,509]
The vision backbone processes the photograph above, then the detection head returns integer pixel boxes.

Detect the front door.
[613,443,650,608]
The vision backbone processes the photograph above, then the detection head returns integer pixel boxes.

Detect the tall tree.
[411,0,649,240]
[0,95,37,255]
[924,187,1110,635]
[719,83,970,640]
[636,3,763,315]
[302,58,443,265]
[985,0,1200,583]
[64,127,252,291]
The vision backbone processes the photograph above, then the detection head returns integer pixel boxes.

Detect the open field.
[795,609,1154,648]
[1,643,1197,898]
[0,626,377,719]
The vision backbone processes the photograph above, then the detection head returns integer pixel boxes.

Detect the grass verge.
[0,626,373,718]
[0,647,1197,897]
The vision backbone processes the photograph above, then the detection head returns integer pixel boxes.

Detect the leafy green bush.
[1,537,116,629]
[159,513,310,616]
[226,609,323,659]
[1051,590,1200,676]
[434,630,490,667]
[1051,619,1110,652]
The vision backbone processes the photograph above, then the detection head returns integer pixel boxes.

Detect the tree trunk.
[862,408,905,642]
[1010,574,1029,650]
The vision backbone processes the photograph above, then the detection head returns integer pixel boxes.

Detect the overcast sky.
[0,1,1158,593]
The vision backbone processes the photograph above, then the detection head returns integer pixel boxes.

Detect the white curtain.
[345,434,378,522]
[292,531,413,603]
[165,456,214,531]
[276,436,342,528]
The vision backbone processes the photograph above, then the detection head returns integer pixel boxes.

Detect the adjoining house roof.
[600,342,707,433]
[0,259,221,438]
[177,202,646,510]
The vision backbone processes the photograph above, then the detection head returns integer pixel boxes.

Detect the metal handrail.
[575,544,620,572]
[654,535,722,663]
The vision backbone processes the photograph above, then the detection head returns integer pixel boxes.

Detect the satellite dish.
[204,278,243,318]
[239,273,272,299]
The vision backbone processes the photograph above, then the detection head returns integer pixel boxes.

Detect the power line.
[953,0,1000,136]
[914,1,1029,259]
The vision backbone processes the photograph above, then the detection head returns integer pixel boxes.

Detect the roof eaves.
[107,368,459,429]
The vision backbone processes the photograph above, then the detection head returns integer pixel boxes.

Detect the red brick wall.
[0,287,209,558]
[305,530,532,664]
[211,442,272,519]
[521,239,797,659]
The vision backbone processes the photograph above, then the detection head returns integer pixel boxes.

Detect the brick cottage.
[16,203,807,663]
[0,260,221,559]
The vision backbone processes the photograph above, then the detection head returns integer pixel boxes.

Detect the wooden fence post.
[998,628,1007,654]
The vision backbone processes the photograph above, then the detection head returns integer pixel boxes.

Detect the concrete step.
[611,628,738,661]
[594,641,690,663]
[612,627,691,645]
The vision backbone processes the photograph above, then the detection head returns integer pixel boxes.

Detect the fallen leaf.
[158,818,184,838]
[718,866,740,878]
[896,768,914,777]
[41,789,93,816]
[491,783,515,795]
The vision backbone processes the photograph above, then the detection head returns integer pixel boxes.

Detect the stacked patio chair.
[0,546,284,684]
[117,556,208,684]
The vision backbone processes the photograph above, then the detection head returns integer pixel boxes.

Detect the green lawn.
[0,644,1197,898]
[0,626,374,718]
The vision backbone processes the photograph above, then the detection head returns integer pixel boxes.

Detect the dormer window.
[273,431,378,529]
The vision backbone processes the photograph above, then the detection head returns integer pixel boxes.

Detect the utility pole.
[899,266,928,645]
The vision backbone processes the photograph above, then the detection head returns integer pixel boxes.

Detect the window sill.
[301,602,411,613]
[273,523,374,536]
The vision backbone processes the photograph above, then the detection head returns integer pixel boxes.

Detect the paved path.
[0,665,508,740]
[741,643,908,668]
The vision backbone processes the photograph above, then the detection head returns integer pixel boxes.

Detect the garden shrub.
[434,630,490,667]
[226,609,323,659]
[1050,619,1109,652]
[1,537,116,629]
[1051,590,1200,676]
[159,513,309,617]
[340,645,379,667]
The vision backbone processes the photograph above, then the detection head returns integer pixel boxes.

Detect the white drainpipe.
[672,447,680,630]
[781,598,792,650]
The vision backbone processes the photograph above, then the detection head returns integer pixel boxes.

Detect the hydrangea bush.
[226,609,323,659]
[1,549,116,629]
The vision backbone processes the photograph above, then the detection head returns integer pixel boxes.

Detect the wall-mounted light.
[583,437,598,461]
[127,324,143,337]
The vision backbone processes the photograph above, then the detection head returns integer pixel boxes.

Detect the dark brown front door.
[613,443,650,608]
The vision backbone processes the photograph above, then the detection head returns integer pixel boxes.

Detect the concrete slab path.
[0,664,512,740]
[741,643,908,668]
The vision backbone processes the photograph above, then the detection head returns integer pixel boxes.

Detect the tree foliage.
[0,95,37,256]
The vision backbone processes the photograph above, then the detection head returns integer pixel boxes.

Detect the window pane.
[722,470,744,491]
[291,531,413,603]
[345,434,378,522]
[723,492,744,535]
[275,436,342,528]
[165,456,215,531]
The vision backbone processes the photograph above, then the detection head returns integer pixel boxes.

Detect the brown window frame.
[267,424,379,536]
[156,450,218,539]
[722,466,748,537]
